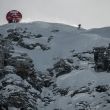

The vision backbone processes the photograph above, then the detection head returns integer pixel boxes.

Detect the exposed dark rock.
[53,59,73,77]
[47,36,54,43]
[6,33,22,41]
[57,88,69,96]
[0,66,39,110]
[54,109,62,110]
[106,99,110,103]
[67,58,74,64]
[18,39,50,50]
[75,101,91,110]
[35,34,43,38]
[51,29,60,33]
[71,87,90,97]
[95,85,109,92]
[0,104,8,110]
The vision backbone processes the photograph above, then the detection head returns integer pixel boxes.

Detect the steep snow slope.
[0,22,110,72]
[1,22,110,110]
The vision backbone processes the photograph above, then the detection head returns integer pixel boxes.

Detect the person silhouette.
[78,24,81,29]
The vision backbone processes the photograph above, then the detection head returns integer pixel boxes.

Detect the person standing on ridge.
[78,24,81,29]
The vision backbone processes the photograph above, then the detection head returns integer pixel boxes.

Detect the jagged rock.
[0,37,41,109]
[53,59,73,77]
[18,39,50,50]
[71,86,90,97]
[67,58,74,64]
[75,101,91,110]
[43,79,53,87]
[47,36,54,43]
[0,105,8,110]
[7,92,38,110]
[18,39,36,50]
[95,85,109,92]
[57,88,69,96]
[0,67,39,110]
[6,32,22,41]
[7,54,34,74]
[35,34,43,38]
[106,99,110,103]
[4,66,16,73]
[5,51,43,92]
[73,53,92,61]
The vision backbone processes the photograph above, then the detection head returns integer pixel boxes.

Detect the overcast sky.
[0,0,110,29]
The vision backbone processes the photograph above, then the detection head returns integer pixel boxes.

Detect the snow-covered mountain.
[0,21,110,110]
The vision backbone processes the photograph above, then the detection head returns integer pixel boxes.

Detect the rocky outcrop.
[47,59,73,77]
[0,66,40,110]
[18,39,50,50]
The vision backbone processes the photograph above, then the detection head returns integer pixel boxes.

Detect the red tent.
[6,10,22,23]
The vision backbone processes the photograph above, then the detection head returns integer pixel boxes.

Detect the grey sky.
[0,0,110,29]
